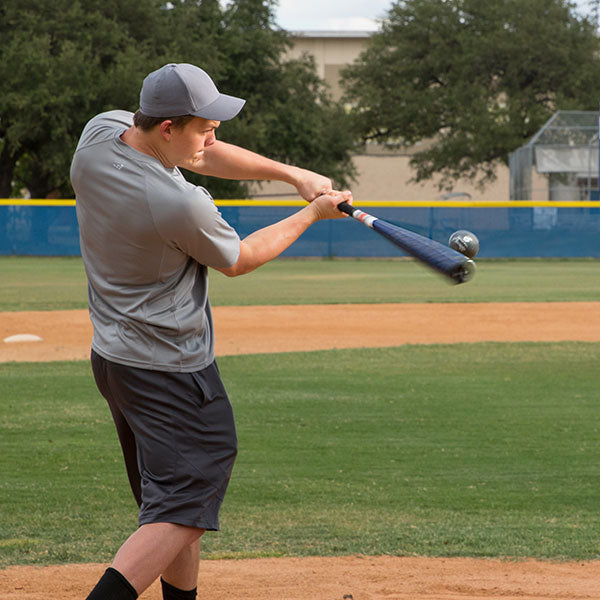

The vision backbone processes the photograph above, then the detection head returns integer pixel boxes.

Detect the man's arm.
[216,191,351,277]
[189,140,333,202]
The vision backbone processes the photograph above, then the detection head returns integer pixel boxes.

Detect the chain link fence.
[509,110,599,201]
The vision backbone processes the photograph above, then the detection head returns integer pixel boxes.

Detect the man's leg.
[89,355,235,598]
[161,537,202,590]
[111,523,204,595]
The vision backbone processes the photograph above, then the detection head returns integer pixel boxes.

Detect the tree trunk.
[25,155,55,199]
[0,143,18,197]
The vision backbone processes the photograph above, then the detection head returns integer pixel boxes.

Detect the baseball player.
[70,62,351,600]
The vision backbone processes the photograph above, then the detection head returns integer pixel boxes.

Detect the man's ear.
[158,120,173,140]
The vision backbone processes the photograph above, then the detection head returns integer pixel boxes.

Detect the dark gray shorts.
[91,350,238,531]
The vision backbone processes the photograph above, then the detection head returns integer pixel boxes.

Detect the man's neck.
[120,127,173,168]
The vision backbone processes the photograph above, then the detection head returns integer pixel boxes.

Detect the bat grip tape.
[337,201,355,216]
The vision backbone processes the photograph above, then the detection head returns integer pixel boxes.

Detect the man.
[70,63,351,600]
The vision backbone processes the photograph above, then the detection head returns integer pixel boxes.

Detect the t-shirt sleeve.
[75,111,134,151]
[152,185,241,269]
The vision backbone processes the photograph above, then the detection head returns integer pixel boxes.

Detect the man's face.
[167,117,220,169]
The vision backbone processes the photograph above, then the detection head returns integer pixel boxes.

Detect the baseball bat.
[337,202,475,284]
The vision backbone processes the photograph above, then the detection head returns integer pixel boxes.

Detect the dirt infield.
[2,302,600,600]
[4,556,600,600]
[2,302,600,362]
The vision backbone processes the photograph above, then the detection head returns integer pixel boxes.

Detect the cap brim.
[192,93,246,121]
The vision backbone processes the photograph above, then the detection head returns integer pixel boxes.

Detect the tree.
[164,0,356,197]
[0,0,166,198]
[0,0,355,199]
[341,0,600,190]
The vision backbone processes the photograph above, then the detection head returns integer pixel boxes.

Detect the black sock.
[161,577,197,600]
[86,567,138,600]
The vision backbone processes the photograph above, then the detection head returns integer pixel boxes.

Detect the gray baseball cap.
[139,63,245,121]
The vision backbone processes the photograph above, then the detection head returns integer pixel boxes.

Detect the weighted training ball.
[448,230,479,259]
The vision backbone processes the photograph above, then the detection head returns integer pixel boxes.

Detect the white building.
[251,30,511,202]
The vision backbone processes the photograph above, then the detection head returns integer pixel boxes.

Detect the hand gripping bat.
[337,202,475,284]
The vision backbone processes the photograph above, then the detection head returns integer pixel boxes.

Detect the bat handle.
[337,201,356,216]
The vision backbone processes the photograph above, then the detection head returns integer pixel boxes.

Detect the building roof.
[288,30,373,38]
[527,111,598,147]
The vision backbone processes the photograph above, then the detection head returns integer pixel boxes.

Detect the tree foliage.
[0,0,354,199]
[0,0,166,198]
[164,0,355,196]
[341,0,600,190]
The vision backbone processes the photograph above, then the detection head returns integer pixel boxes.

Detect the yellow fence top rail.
[0,199,77,206]
[1,199,599,208]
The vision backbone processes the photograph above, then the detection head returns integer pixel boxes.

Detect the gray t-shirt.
[70,110,240,372]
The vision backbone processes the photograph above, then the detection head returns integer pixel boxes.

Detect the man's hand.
[309,190,353,220]
[216,189,353,278]
[291,167,333,202]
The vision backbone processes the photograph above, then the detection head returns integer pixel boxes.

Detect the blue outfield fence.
[1,199,599,258]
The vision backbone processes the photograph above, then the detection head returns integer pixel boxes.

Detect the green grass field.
[1,343,600,567]
[1,256,599,567]
[0,256,599,310]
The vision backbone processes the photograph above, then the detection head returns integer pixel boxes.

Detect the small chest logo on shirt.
[112,162,124,170]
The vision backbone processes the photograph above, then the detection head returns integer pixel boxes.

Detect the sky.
[273,0,594,32]
[274,0,393,31]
